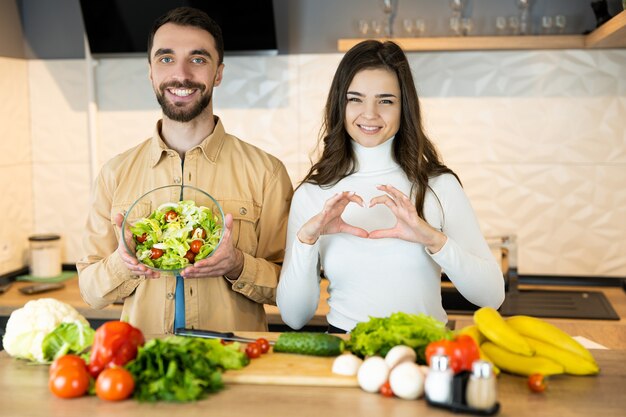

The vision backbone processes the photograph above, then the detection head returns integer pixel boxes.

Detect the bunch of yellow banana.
[459,307,599,377]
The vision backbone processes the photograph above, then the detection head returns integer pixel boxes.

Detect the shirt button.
[239,207,247,215]
[174,177,181,184]
[236,283,245,289]
[166,292,174,300]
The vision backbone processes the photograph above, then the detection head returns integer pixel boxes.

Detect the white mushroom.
[389,362,425,400]
[332,353,363,376]
[357,356,389,393]
[384,345,417,369]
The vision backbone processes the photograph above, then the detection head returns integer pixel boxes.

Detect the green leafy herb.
[347,312,452,363]
[41,322,95,362]
[125,336,249,402]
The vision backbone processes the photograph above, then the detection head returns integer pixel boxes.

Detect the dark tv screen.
[79,0,277,56]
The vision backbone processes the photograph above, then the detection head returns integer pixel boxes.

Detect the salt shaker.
[424,354,453,404]
[466,360,497,410]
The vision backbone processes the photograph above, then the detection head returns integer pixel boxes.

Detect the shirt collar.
[149,117,227,167]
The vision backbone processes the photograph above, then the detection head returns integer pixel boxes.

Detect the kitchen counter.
[0,334,625,417]
[2,276,626,346]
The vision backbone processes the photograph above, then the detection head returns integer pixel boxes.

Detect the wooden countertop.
[1,339,625,417]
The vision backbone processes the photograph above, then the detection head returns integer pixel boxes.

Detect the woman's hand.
[368,185,447,253]
[297,191,369,245]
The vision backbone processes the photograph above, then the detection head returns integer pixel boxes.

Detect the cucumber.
[273,332,345,356]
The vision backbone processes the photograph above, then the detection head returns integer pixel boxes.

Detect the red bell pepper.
[425,334,480,374]
[87,321,145,378]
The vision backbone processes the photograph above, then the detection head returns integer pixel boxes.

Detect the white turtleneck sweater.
[276,138,504,331]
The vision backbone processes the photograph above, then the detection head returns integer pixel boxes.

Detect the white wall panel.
[28,59,90,265]
[0,57,32,275]
[22,49,626,277]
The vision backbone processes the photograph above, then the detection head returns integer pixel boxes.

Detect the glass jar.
[28,234,61,278]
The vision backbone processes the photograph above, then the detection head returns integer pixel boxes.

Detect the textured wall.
[0,57,32,274]
[22,48,626,277]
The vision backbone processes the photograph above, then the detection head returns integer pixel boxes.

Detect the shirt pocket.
[219,200,260,255]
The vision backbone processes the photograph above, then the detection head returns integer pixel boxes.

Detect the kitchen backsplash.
[1,48,625,277]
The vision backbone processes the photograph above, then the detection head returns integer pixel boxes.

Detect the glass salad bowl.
[122,185,225,274]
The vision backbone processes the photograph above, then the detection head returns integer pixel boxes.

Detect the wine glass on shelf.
[415,18,426,37]
[403,18,414,36]
[371,19,383,37]
[541,15,553,35]
[516,0,532,35]
[508,16,520,35]
[496,16,507,35]
[358,19,370,37]
[450,16,461,36]
[461,18,474,36]
[555,15,567,34]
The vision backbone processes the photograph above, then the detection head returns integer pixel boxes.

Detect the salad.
[129,200,223,270]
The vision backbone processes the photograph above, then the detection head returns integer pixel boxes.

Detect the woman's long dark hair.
[301,40,459,220]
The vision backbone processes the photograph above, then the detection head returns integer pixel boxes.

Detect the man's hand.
[180,213,244,279]
[297,191,369,245]
[368,185,447,253]
[114,213,160,278]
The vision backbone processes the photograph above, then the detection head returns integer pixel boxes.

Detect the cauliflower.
[2,298,89,363]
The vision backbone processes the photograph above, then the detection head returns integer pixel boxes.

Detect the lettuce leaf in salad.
[129,199,222,270]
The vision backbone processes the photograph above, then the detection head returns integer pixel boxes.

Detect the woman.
[276,40,504,333]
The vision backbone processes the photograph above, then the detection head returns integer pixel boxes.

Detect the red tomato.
[150,247,164,259]
[184,250,196,263]
[190,240,203,254]
[379,381,394,397]
[49,355,87,377]
[425,335,480,374]
[245,342,261,359]
[165,210,178,222]
[528,373,547,393]
[49,366,90,399]
[135,233,148,243]
[96,368,135,401]
[193,227,207,239]
[256,338,270,354]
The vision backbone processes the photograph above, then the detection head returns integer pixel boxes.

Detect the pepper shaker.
[466,360,497,410]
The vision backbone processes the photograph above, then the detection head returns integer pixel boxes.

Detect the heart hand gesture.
[368,184,447,253]
[297,191,369,245]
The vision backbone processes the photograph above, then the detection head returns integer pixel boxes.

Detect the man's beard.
[156,81,212,123]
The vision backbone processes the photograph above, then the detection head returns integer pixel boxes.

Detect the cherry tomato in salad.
[49,355,87,377]
[379,381,394,398]
[528,373,547,393]
[184,250,196,263]
[256,338,270,354]
[190,240,203,254]
[165,210,178,222]
[193,227,207,239]
[95,367,135,401]
[49,365,90,399]
[150,247,164,259]
[245,342,261,359]
[135,233,148,243]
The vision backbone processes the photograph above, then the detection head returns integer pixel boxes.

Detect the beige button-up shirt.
[77,118,293,334]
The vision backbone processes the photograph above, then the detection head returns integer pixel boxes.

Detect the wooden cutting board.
[222,351,358,387]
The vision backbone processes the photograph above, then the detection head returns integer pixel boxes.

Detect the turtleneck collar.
[352,136,398,174]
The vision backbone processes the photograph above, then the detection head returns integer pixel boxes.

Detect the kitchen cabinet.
[338,10,626,51]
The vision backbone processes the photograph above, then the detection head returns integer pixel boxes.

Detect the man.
[77,7,293,334]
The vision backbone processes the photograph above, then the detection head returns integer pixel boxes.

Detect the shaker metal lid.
[471,360,494,378]
[29,234,61,242]
[430,354,451,371]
